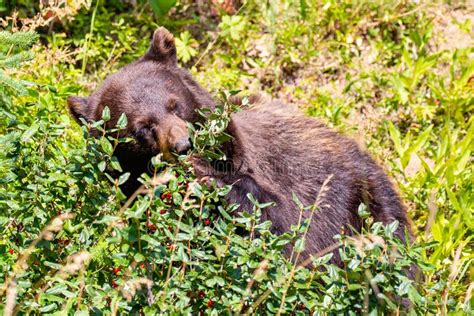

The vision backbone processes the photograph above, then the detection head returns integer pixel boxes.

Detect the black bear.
[68,27,413,265]
[68,27,216,195]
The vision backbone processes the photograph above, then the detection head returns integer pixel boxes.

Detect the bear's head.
[68,27,216,194]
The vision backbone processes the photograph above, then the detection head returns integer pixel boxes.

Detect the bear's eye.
[166,99,177,111]
[135,126,156,142]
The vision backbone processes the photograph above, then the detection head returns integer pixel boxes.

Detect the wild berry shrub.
[0,86,449,314]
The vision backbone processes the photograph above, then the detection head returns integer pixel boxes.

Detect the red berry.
[140,263,146,269]
[204,218,211,226]
[112,267,121,275]
[207,299,214,308]
[160,192,172,200]
[147,222,157,233]
[198,290,205,299]
[160,209,166,215]
[57,239,70,246]
[8,248,14,255]
[111,280,118,288]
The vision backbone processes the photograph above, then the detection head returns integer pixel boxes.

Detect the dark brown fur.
[68,28,215,195]
[193,98,413,263]
[68,27,413,265]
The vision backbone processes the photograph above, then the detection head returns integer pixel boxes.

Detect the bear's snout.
[173,137,192,155]
[164,117,192,158]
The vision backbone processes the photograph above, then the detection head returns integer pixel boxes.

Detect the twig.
[246,242,340,315]
[276,175,333,316]
[81,0,100,75]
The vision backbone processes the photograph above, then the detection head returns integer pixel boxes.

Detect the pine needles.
[0,31,38,96]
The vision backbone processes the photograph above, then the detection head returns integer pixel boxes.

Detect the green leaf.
[357,203,370,218]
[134,252,145,262]
[94,215,120,224]
[172,192,182,205]
[175,31,198,63]
[118,172,130,185]
[43,261,62,269]
[141,234,162,247]
[294,238,305,253]
[116,113,128,129]
[292,192,304,209]
[21,123,39,142]
[387,122,403,160]
[299,0,307,19]
[110,156,123,172]
[46,285,71,296]
[391,74,409,104]
[102,106,110,121]
[100,137,114,155]
[219,15,246,41]
[40,303,58,312]
[130,199,149,219]
[98,160,106,172]
[149,0,177,17]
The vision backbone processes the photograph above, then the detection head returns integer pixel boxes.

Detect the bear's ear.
[67,96,93,123]
[145,27,177,65]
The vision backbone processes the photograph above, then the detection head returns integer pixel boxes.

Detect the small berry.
[57,239,70,246]
[207,299,214,308]
[8,248,14,255]
[204,218,211,226]
[160,209,166,215]
[112,267,121,275]
[147,223,157,233]
[111,280,118,288]
[43,10,55,20]
[160,192,172,200]
[198,290,205,299]
[140,263,146,269]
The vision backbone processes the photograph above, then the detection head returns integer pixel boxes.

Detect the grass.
[0,0,473,314]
